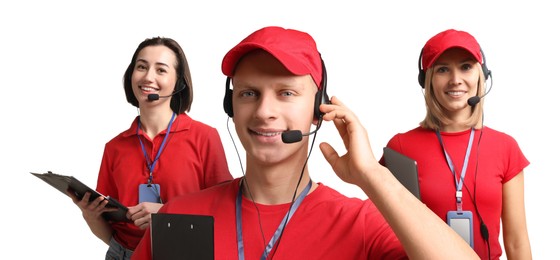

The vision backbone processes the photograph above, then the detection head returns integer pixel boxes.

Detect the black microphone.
[467,96,483,107]
[147,93,165,101]
[467,73,493,107]
[147,85,186,101]
[281,128,320,144]
[467,89,489,107]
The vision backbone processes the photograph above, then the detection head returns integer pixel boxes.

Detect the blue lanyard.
[136,113,176,184]
[236,179,312,260]
[436,128,475,211]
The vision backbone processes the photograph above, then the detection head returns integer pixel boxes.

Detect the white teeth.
[141,86,158,92]
[254,131,281,136]
[447,91,464,96]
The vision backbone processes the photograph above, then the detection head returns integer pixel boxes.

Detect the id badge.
[447,210,474,248]
[139,184,161,203]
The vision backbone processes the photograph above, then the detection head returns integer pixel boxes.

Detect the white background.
[1,1,555,259]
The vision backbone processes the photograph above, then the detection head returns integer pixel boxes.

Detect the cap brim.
[222,43,311,77]
[427,45,482,69]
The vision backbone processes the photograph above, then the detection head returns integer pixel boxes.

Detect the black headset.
[169,77,188,113]
[417,48,491,88]
[223,57,329,119]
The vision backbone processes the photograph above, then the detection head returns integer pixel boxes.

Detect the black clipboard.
[151,213,214,260]
[383,147,422,200]
[31,171,130,222]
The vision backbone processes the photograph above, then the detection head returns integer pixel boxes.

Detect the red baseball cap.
[421,29,483,71]
[221,26,323,89]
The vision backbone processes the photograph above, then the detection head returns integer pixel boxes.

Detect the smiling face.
[131,45,178,106]
[231,50,317,166]
[430,47,480,120]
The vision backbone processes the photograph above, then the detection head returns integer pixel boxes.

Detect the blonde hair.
[420,63,486,130]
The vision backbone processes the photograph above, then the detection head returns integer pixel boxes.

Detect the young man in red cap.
[131,26,478,259]
[382,29,532,259]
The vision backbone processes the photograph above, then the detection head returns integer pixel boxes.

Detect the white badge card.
[139,184,161,203]
[447,210,474,248]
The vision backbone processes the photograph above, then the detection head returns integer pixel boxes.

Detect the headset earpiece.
[223,77,233,117]
[169,76,188,114]
[314,58,329,120]
[313,90,325,120]
[480,49,491,80]
[175,77,187,94]
[417,48,426,88]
